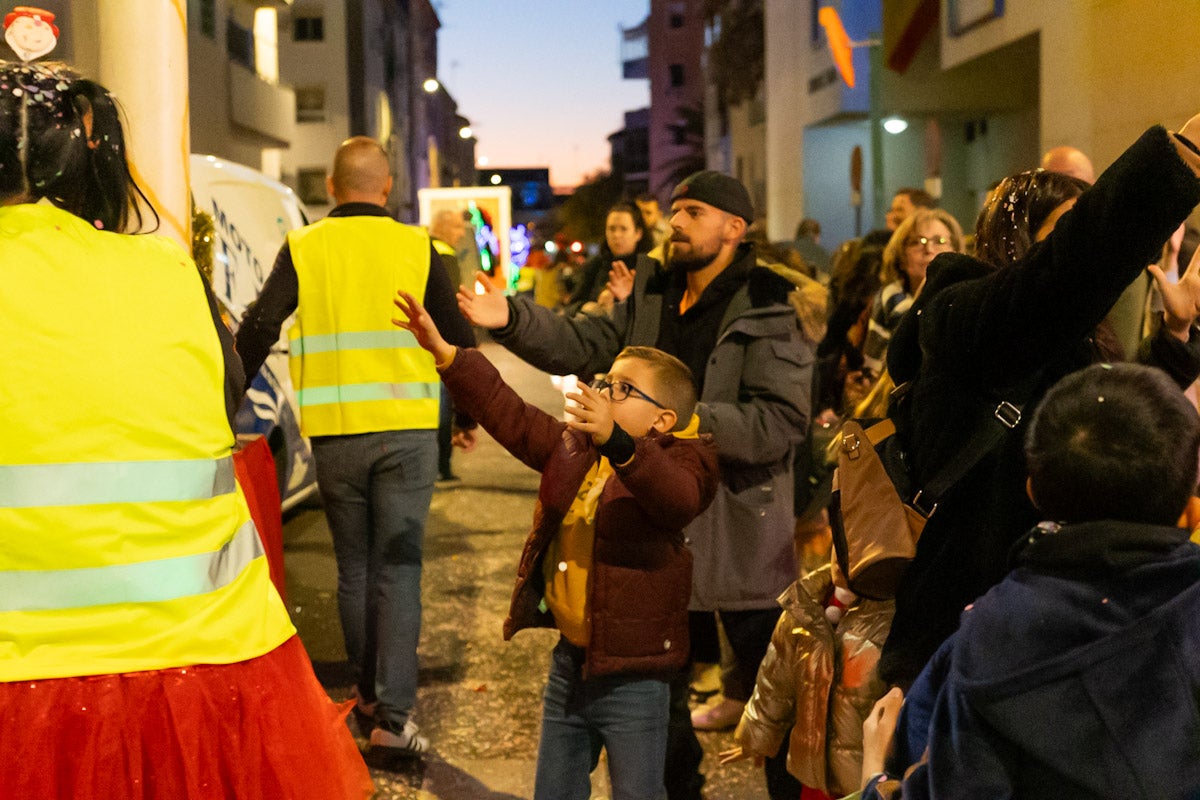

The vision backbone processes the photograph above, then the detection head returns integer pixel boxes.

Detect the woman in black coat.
[879,121,1200,688]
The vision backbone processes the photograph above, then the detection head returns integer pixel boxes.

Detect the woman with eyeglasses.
[861,208,964,380]
[874,121,1200,696]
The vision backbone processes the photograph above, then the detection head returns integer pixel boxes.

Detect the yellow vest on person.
[288,216,441,437]
[0,203,295,682]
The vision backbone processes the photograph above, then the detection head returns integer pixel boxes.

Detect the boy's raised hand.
[564,381,615,445]
[456,271,510,329]
[393,290,456,364]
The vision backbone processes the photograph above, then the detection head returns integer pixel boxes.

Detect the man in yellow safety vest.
[237,136,476,758]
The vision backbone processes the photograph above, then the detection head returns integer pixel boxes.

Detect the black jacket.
[879,126,1200,687]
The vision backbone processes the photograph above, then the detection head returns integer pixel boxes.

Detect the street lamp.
[423,78,440,94]
[883,116,909,134]
[459,125,473,139]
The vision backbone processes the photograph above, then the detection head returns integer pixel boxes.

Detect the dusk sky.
[436,0,652,189]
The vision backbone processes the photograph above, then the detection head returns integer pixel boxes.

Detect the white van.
[190,154,317,510]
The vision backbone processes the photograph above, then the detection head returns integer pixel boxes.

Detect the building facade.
[764,0,1200,248]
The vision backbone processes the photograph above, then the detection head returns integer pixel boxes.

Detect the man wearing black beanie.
[456,171,816,799]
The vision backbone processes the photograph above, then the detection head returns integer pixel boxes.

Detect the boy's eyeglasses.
[589,378,666,409]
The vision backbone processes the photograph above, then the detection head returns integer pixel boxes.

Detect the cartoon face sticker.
[4,7,59,63]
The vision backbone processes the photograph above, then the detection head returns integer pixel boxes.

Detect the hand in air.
[606,260,636,303]
[456,271,510,329]
[1149,234,1200,341]
[564,381,615,445]
[392,290,455,364]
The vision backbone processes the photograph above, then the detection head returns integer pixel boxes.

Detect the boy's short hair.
[614,346,698,430]
[1025,363,1200,525]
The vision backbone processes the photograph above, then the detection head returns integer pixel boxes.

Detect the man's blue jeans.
[311,429,436,730]
[534,637,670,800]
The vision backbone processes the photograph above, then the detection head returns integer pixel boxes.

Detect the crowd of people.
[5,41,1200,800]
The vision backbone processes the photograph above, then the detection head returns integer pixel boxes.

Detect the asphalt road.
[283,341,770,800]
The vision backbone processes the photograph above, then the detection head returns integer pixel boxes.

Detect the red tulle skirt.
[0,636,374,799]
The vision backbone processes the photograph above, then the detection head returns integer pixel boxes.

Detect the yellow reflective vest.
[0,203,295,681]
[288,216,441,437]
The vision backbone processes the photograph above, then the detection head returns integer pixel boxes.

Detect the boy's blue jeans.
[534,637,670,800]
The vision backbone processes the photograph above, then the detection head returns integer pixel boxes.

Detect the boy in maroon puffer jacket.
[394,290,719,800]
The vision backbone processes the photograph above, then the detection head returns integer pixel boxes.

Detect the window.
[297,169,329,206]
[669,0,686,28]
[294,16,324,42]
[669,64,685,88]
[295,86,326,123]
[225,17,254,70]
[198,0,216,38]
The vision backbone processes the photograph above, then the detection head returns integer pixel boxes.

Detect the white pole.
[97,0,190,245]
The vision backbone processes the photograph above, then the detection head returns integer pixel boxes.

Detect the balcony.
[228,61,296,147]
[621,17,649,80]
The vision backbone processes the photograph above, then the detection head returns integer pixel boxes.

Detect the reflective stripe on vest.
[0,518,262,612]
[288,216,441,436]
[0,456,234,507]
[0,203,295,682]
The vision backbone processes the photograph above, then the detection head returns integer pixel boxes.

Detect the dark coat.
[867,521,1200,799]
[879,126,1200,687]
[439,347,720,677]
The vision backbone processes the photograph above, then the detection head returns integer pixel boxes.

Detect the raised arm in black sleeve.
[422,242,475,350]
[235,243,299,391]
[422,242,478,429]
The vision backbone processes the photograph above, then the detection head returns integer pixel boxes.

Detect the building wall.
[727,94,767,221]
[187,0,296,174]
[278,0,350,218]
[940,0,1200,172]
[763,0,805,242]
[647,0,706,198]
[763,0,876,245]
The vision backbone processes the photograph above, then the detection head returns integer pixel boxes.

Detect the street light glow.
[883,116,909,134]
[490,174,502,185]
[459,126,473,139]
[423,78,440,93]
[478,156,490,166]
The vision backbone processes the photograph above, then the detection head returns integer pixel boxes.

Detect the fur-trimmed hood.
[755,257,828,344]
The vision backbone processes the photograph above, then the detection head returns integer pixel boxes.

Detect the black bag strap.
[898,375,1041,521]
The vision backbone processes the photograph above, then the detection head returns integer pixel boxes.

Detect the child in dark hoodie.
[393,290,719,800]
[860,362,1200,800]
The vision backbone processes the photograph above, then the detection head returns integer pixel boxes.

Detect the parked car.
[190,154,317,510]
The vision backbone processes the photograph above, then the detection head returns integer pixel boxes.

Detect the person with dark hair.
[236,135,477,758]
[0,61,372,796]
[878,116,1200,691]
[566,200,655,316]
[793,217,831,275]
[884,188,936,232]
[860,363,1200,799]
[636,192,672,249]
[393,291,719,800]
[972,169,1090,270]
